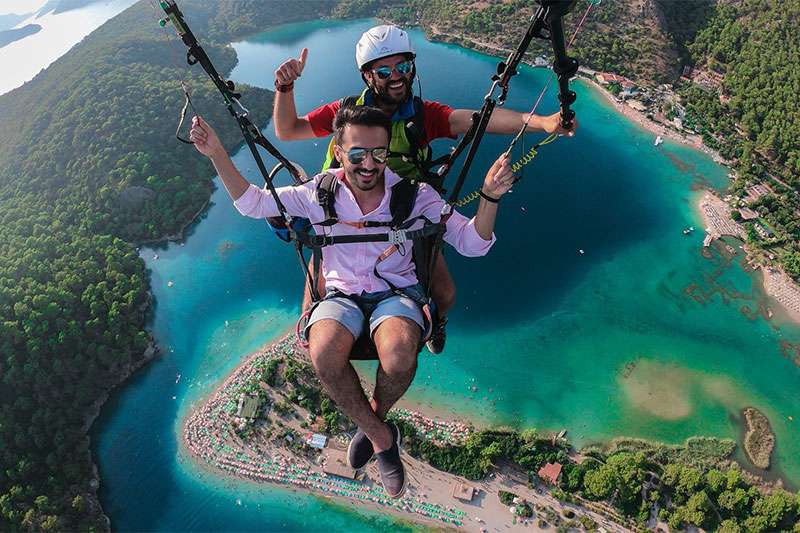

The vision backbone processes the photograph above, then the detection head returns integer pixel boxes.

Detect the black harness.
[294,174,445,355]
[159,0,589,358]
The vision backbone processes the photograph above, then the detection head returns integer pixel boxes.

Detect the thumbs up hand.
[274,48,308,87]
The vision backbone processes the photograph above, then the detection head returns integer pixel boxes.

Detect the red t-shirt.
[305,99,456,144]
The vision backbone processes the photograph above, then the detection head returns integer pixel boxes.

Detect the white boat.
[654,135,663,146]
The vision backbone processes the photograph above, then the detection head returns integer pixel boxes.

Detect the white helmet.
[355,25,415,70]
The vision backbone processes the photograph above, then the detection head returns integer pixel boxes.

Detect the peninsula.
[183,334,800,532]
[0,24,41,48]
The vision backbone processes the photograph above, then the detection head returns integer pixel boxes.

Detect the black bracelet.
[479,189,500,203]
[274,80,294,93]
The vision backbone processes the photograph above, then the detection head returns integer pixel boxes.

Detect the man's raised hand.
[481,153,516,199]
[189,116,224,159]
[274,48,308,86]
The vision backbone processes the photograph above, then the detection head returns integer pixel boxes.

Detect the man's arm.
[472,153,514,239]
[189,115,250,200]
[189,116,311,219]
[448,108,577,137]
[419,154,514,257]
[273,48,316,141]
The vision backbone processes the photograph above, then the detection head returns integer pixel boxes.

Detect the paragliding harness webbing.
[158,0,324,300]
[421,0,581,308]
[158,1,308,218]
[294,173,444,356]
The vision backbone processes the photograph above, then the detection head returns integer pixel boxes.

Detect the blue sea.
[92,18,800,531]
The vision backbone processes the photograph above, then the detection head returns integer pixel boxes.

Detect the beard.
[345,166,381,191]
[372,76,412,106]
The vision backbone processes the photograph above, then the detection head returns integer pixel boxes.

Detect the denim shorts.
[305,285,426,341]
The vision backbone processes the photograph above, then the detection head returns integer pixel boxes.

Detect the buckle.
[388,230,407,245]
[309,234,332,247]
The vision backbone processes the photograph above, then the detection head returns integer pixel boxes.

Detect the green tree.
[718,518,743,533]
[583,465,615,500]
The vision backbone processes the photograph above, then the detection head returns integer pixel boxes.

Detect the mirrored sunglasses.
[372,60,414,80]
[347,147,389,165]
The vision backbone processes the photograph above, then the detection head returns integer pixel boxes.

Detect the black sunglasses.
[371,60,414,80]
[346,147,389,165]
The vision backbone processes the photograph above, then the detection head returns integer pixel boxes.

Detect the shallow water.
[93,18,800,531]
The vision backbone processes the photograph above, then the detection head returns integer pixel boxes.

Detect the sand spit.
[182,334,628,532]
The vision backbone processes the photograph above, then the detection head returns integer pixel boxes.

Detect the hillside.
[334,0,695,84]
[0,1,334,530]
[677,0,800,278]
[1,0,798,530]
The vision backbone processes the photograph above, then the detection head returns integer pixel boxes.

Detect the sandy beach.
[180,333,632,532]
[696,191,800,327]
[580,74,800,329]
[581,76,706,153]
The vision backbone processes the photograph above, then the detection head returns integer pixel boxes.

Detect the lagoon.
[93,18,800,531]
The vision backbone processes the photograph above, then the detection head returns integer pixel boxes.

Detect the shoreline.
[579,76,707,152]
[180,333,631,532]
[576,64,800,328]
[179,329,793,531]
[696,191,800,329]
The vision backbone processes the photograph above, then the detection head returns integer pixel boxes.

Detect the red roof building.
[537,462,563,485]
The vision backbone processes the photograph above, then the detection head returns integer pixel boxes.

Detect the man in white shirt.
[189,105,514,498]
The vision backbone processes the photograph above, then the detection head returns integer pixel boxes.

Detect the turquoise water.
[93,19,800,531]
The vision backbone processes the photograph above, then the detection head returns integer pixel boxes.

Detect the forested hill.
[333,0,703,83]
[675,0,800,278]
[0,1,334,530]
[333,0,800,278]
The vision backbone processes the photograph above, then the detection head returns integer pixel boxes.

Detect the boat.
[175,373,181,384]
[578,249,585,255]
[682,226,695,235]
[557,429,568,439]
[167,280,174,287]
[654,135,663,146]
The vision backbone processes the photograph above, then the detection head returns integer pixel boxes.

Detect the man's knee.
[374,317,419,375]
[308,319,353,380]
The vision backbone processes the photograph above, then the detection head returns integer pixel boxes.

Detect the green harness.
[321,89,438,187]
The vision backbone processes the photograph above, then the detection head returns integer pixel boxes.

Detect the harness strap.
[159,0,302,228]
[292,221,443,249]
[315,172,340,226]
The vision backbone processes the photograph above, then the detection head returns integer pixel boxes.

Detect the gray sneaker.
[375,422,406,498]
[346,428,374,469]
